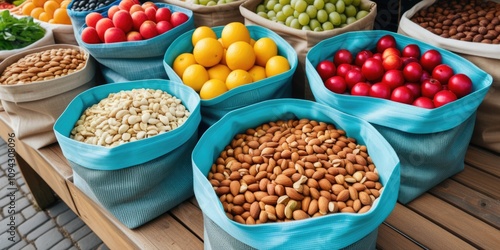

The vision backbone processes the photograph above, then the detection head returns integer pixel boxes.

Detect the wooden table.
[1,110,498,249]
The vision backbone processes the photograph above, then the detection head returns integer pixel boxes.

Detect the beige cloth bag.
[398,0,500,153]
[240,0,377,100]
[160,0,245,27]
[0,44,97,149]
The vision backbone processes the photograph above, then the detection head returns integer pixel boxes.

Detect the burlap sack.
[398,0,500,154]
[0,44,97,149]
[41,22,77,45]
[240,0,377,99]
[160,0,245,27]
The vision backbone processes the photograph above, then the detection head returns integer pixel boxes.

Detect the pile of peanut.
[0,48,87,85]
[411,0,500,44]
[70,88,190,147]
[208,119,383,224]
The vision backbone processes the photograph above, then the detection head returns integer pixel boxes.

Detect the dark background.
[373,0,421,32]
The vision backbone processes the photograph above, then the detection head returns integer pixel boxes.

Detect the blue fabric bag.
[53,79,201,228]
[164,25,298,133]
[306,30,493,204]
[192,99,400,249]
[74,3,195,83]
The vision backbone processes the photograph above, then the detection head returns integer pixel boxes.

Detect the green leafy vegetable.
[0,10,46,50]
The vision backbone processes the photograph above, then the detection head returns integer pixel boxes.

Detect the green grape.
[324,3,336,13]
[207,1,217,6]
[345,5,357,17]
[309,19,321,30]
[257,12,269,19]
[294,10,300,18]
[302,25,312,31]
[356,10,369,19]
[193,0,200,4]
[305,0,314,4]
[329,0,338,4]
[276,11,287,21]
[274,4,283,12]
[294,0,308,12]
[256,4,267,13]
[282,5,294,16]
[343,0,352,5]
[329,11,341,26]
[285,15,295,26]
[306,5,318,18]
[336,0,345,13]
[359,1,371,11]
[199,0,210,5]
[346,16,357,24]
[313,0,324,10]
[313,26,323,32]
[266,0,277,10]
[352,0,360,6]
[298,12,310,25]
[322,21,334,30]
[280,0,291,5]
[267,10,277,18]
[290,18,302,29]
[290,0,298,8]
[316,9,328,23]
[340,13,347,23]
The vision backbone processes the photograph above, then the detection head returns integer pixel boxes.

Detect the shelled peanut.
[208,119,383,224]
[410,0,500,44]
[70,88,190,147]
[0,48,87,85]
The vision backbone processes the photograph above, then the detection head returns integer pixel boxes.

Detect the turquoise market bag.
[75,3,195,83]
[53,79,201,228]
[306,30,492,204]
[192,99,400,249]
[164,25,298,133]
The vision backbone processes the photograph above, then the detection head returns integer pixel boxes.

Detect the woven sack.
[164,25,298,133]
[193,99,400,249]
[160,0,245,27]
[40,22,77,45]
[75,3,195,83]
[53,79,201,228]
[240,0,377,100]
[398,0,500,154]
[306,30,493,204]
[0,44,96,149]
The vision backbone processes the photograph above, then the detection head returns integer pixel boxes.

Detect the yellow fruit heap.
[18,0,72,24]
[173,22,291,100]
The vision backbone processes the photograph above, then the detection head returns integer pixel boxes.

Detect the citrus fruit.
[32,0,46,7]
[38,12,52,22]
[43,0,59,16]
[193,37,224,68]
[207,64,231,82]
[53,8,71,24]
[220,22,251,49]
[22,2,36,15]
[265,55,290,77]
[226,69,253,90]
[253,37,278,67]
[60,0,71,8]
[191,26,217,46]
[30,7,45,19]
[173,53,197,77]
[199,79,228,100]
[225,41,256,71]
[182,64,209,92]
[248,65,267,82]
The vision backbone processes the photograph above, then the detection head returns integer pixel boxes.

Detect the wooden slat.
[429,179,500,229]
[384,203,475,249]
[376,223,423,250]
[452,165,500,200]
[169,198,205,240]
[407,194,500,249]
[465,145,500,177]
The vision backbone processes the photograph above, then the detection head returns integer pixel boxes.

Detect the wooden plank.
[67,181,204,249]
[429,179,500,229]
[384,203,475,250]
[169,198,205,240]
[465,145,500,177]
[15,154,56,209]
[407,194,500,249]
[452,165,500,200]
[377,223,423,250]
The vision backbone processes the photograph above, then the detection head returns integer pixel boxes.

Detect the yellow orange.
[226,69,253,90]
[193,37,224,68]
[53,8,71,24]
[60,0,71,9]
[30,7,44,19]
[248,65,267,82]
[207,64,231,82]
[265,55,290,77]
[192,26,217,46]
[43,0,59,16]
[253,37,278,67]
[38,12,52,22]
[21,2,36,16]
[173,53,197,77]
[182,64,209,92]
[199,79,228,100]
[32,0,46,7]
[225,41,255,71]
[220,22,251,49]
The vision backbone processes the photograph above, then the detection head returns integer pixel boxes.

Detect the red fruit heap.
[316,34,473,109]
[81,0,189,44]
